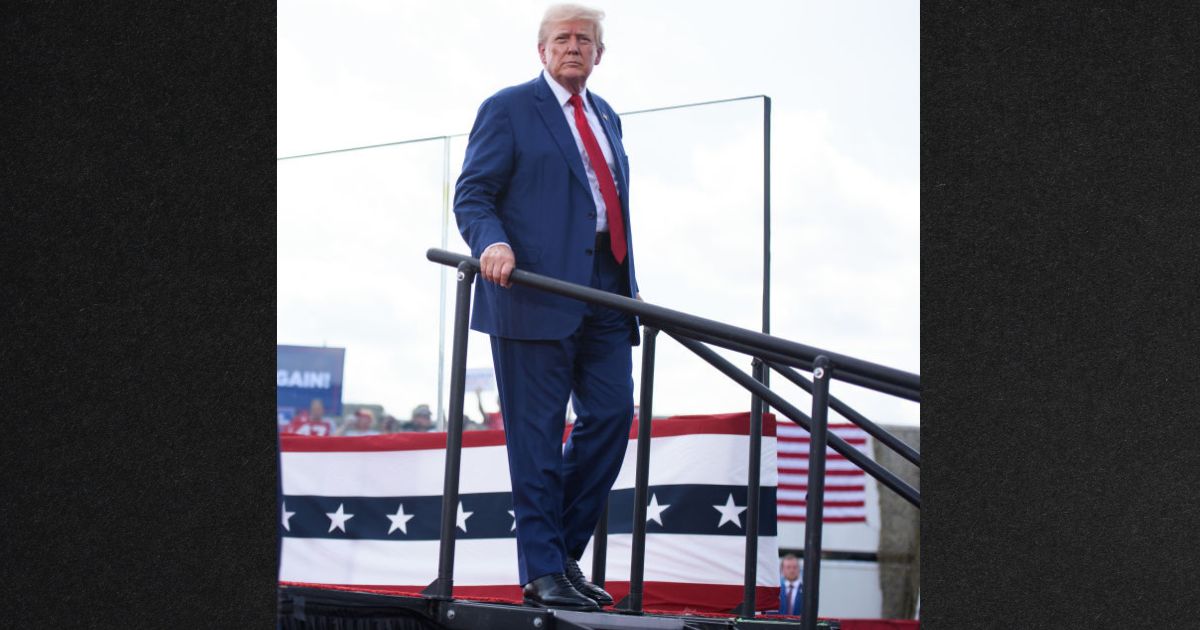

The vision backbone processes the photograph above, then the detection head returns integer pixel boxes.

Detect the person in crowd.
[453,3,639,611]
[338,408,380,436]
[310,399,332,427]
[281,399,335,436]
[402,404,435,432]
[778,553,804,617]
[378,413,404,434]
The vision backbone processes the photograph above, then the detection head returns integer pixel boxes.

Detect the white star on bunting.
[456,501,474,532]
[713,493,747,529]
[646,493,670,526]
[282,502,295,531]
[387,504,415,535]
[508,509,516,531]
[326,503,354,533]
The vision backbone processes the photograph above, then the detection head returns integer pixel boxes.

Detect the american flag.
[776,421,869,523]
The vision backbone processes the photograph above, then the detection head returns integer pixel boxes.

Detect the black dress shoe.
[522,573,600,611]
[564,558,614,606]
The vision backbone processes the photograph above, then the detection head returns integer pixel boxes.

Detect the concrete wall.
[873,424,920,619]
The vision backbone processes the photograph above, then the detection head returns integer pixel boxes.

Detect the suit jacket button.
[585,248,594,255]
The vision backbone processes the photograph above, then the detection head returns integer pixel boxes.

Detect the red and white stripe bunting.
[776,422,869,522]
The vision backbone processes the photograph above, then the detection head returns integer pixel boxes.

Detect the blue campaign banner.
[277,345,345,422]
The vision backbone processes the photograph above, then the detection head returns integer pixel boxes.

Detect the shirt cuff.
[481,242,511,257]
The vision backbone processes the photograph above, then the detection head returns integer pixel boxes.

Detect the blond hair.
[538,3,606,48]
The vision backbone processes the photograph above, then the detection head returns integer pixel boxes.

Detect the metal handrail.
[768,361,920,467]
[425,248,920,628]
[665,330,920,508]
[425,248,919,399]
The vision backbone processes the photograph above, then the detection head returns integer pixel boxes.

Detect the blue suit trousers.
[490,243,635,586]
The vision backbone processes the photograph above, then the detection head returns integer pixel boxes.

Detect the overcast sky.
[278,0,919,428]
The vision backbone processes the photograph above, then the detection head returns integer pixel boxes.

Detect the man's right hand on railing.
[479,242,516,289]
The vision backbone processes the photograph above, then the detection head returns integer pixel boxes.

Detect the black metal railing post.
[761,95,772,415]
[801,356,832,630]
[623,326,658,613]
[737,359,766,617]
[591,499,608,588]
[423,262,476,600]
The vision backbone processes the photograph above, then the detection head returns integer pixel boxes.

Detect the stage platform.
[278,585,839,630]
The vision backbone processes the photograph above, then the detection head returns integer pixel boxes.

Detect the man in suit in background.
[454,3,639,612]
[779,553,804,617]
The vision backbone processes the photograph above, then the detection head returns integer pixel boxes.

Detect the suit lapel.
[533,77,590,191]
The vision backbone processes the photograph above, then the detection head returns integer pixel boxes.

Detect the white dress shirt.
[540,69,619,233]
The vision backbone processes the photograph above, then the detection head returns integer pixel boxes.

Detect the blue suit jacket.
[779,578,803,616]
[454,76,639,343]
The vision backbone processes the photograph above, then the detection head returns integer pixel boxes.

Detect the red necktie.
[569,93,626,264]
[785,584,793,615]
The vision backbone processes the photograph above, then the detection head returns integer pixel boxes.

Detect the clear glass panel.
[440,136,498,426]
[622,99,768,418]
[278,141,448,428]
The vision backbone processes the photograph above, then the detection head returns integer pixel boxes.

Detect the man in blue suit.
[778,554,804,617]
[453,3,639,612]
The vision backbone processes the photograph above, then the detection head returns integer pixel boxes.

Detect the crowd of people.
[279,399,498,436]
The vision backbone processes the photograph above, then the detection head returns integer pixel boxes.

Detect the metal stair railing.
[425,248,919,630]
